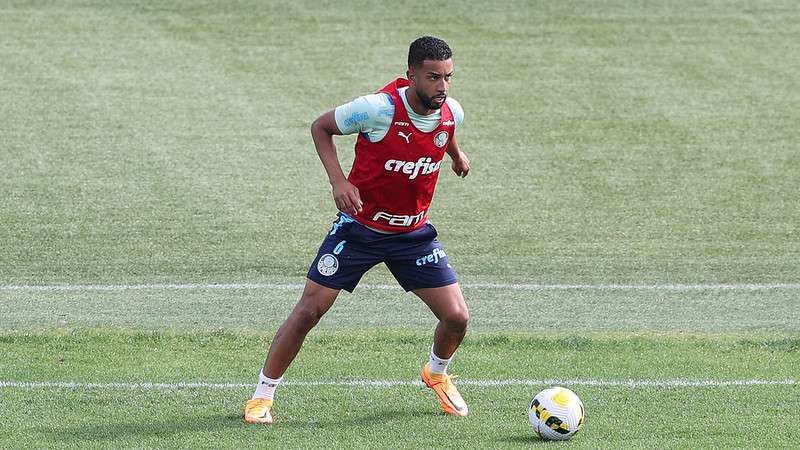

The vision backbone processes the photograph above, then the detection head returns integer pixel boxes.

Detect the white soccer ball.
[528,386,585,441]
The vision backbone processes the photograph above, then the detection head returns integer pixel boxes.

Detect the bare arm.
[310,110,363,215]
[446,135,470,178]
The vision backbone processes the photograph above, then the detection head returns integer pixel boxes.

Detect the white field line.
[0,379,795,390]
[1,282,800,292]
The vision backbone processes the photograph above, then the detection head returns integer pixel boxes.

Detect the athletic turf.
[1,330,799,448]
[1,0,799,448]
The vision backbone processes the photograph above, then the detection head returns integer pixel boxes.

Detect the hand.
[451,150,470,178]
[331,179,363,215]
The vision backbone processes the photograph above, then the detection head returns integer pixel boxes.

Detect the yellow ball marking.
[551,388,572,407]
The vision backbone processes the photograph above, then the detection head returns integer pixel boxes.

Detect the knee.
[291,305,324,329]
[443,307,470,332]
[284,284,336,333]
[288,301,327,332]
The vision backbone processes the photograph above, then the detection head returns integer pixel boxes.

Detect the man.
[245,36,471,424]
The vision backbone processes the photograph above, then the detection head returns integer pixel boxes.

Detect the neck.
[404,87,435,116]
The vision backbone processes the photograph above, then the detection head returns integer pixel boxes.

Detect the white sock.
[252,371,282,400]
[429,347,453,375]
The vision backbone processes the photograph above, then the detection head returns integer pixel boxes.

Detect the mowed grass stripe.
[1,379,796,390]
[2,282,800,292]
[4,286,798,333]
[2,331,798,448]
[3,385,800,449]
[3,330,798,383]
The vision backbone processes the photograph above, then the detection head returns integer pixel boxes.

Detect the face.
[408,58,454,110]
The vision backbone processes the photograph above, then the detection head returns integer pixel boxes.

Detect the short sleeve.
[334,93,395,139]
[445,97,465,129]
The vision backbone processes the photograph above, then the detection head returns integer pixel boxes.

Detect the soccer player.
[244,36,471,424]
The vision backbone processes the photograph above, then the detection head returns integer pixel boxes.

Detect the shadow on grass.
[35,413,245,443]
[38,408,441,442]
[496,433,554,446]
[276,408,441,430]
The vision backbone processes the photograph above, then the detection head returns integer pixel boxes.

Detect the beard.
[417,90,447,110]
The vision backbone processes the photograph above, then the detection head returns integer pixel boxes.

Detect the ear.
[406,68,415,85]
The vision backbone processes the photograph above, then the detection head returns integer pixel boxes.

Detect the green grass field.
[1,0,799,448]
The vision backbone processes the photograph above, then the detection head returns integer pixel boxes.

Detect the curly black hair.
[408,36,452,68]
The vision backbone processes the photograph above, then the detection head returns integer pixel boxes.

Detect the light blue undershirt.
[334,86,464,142]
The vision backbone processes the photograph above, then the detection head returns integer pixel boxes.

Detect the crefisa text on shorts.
[416,248,447,266]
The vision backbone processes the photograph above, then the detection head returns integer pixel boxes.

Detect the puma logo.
[398,131,412,143]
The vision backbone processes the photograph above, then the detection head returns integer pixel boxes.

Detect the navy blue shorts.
[307,214,458,293]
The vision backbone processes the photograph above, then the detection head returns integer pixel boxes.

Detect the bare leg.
[413,283,469,359]
[261,279,340,378]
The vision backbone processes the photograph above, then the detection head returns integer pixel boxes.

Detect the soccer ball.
[528,386,585,440]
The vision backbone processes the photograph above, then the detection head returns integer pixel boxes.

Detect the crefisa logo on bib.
[434,131,449,148]
[317,254,339,276]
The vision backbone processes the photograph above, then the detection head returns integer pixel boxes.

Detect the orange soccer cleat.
[421,362,469,417]
[244,398,274,424]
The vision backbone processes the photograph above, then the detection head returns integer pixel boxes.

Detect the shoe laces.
[431,372,458,386]
[248,398,272,409]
